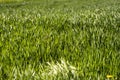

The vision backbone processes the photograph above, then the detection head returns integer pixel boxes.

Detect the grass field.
[0,0,120,80]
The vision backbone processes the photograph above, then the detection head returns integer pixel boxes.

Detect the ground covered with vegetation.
[0,0,120,80]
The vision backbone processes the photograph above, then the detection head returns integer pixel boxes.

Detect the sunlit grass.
[0,0,120,80]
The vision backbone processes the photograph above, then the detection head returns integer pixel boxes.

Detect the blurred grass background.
[0,0,23,3]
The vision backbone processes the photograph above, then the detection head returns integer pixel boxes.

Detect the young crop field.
[0,0,120,80]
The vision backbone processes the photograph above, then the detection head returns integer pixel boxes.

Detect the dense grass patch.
[0,0,23,3]
[0,0,120,79]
